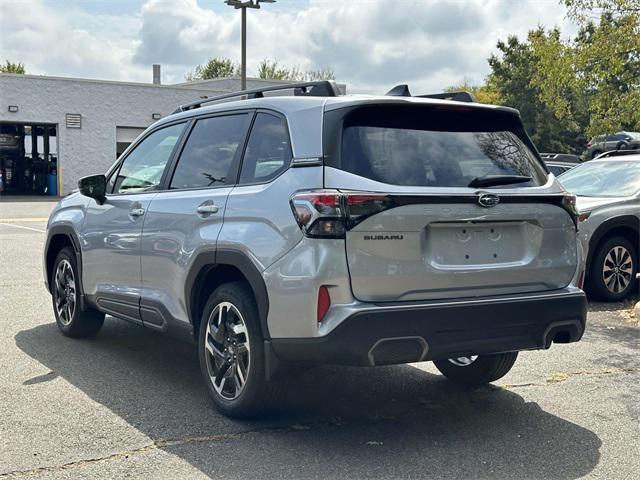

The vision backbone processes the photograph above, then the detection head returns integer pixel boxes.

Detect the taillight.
[290,190,394,238]
[290,191,344,238]
[317,286,331,323]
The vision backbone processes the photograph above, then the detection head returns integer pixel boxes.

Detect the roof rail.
[384,84,476,103]
[172,80,342,114]
[595,149,640,159]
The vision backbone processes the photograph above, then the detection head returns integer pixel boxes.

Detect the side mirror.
[78,174,107,204]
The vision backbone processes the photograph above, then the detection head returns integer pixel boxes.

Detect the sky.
[0,0,579,94]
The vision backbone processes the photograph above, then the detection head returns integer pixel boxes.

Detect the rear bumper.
[269,289,587,367]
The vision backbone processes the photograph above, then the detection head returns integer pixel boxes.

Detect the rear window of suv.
[329,105,547,188]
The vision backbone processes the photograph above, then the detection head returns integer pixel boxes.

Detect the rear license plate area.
[425,222,528,267]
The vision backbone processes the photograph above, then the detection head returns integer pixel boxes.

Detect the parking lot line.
[0,222,46,233]
[0,217,49,222]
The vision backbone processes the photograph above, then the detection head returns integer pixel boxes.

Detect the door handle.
[197,204,219,215]
[130,208,145,217]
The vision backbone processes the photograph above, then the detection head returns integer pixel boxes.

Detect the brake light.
[317,286,331,323]
[290,190,394,238]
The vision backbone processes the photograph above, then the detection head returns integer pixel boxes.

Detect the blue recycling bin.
[47,174,58,196]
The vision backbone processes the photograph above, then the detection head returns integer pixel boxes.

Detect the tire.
[591,150,602,159]
[586,236,638,301]
[198,281,277,418]
[51,247,104,338]
[433,352,518,386]
[616,141,629,151]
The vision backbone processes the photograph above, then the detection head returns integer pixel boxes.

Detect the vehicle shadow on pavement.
[15,318,602,479]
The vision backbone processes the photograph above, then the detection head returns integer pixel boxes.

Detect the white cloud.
[0,0,579,92]
[0,0,147,82]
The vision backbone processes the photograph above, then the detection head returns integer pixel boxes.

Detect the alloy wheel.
[448,355,478,367]
[204,302,251,400]
[602,246,633,294]
[54,259,76,325]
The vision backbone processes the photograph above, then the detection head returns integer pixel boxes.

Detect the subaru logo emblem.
[478,193,500,208]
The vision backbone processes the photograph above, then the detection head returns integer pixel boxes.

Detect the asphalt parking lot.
[1,198,638,479]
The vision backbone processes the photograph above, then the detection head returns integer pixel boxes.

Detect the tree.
[257,59,291,80]
[487,33,586,153]
[257,59,335,81]
[185,57,239,81]
[0,60,26,74]
[444,81,502,105]
[531,1,640,135]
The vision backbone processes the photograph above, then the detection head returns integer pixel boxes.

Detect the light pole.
[224,0,275,91]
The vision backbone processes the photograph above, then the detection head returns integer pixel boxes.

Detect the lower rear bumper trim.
[270,290,587,367]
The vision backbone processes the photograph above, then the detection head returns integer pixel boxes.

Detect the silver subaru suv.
[44,81,587,417]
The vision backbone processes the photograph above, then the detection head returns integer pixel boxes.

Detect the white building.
[0,69,313,196]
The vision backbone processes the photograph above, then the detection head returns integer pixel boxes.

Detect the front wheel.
[51,247,104,338]
[198,282,277,418]
[433,352,518,386]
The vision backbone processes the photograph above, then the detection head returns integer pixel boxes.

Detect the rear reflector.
[317,286,331,323]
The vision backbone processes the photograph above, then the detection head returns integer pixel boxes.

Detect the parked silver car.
[44,81,587,417]
[583,131,640,159]
[559,154,640,301]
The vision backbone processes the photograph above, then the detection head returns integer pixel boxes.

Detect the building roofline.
[0,72,224,91]
[171,76,298,86]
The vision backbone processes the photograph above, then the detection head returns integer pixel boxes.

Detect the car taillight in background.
[290,190,394,238]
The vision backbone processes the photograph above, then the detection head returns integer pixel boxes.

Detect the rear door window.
[170,113,251,190]
[239,113,291,184]
[335,105,546,188]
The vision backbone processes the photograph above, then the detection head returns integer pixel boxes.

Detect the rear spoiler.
[385,84,476,103]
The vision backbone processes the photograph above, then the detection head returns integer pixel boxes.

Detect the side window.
[239,113,291,184]
[170,114,250,190]
[113,123,185,194]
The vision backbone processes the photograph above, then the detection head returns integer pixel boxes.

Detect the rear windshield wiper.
[468,175,532,188]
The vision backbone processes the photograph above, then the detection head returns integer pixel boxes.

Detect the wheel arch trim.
[44,225,88,311]
[185,248,270,340]
[44,225,82,291]
[587,215,639,269]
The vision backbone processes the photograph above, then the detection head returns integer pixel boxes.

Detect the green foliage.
[531,5,640,136]
[487,33,586,153]
[257,59,335,81]
[257,59,291,80]
[185,57,335,83]
[0,60,26,74]
[444,81,502,105]
[185,57,240,81]
[446,0,639,153]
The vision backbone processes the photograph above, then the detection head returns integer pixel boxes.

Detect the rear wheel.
[433,352,518,386]
[198,282,277,418]
[587,236,637,301]
[51,247,104,338]
[591,149,602,159]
